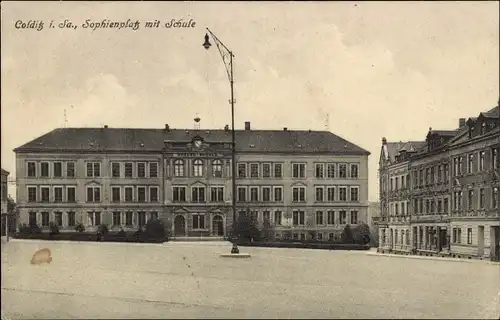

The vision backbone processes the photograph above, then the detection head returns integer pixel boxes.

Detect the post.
[230,52,239,254]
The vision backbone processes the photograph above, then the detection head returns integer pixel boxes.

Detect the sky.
[1,1,499,201]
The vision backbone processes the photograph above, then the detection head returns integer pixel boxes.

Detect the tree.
[236,208,260,242]
[341,224,354,244]
[261,217,273,241]
[75,222,85,233]
[353,222,371,245]
[49,222,60,236]
[144,218,166,242]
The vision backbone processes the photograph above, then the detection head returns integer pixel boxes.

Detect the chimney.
[224,124,229,132]
[459,118,466,128]
[382,137,387,145]
[104,125,108,129]
[244,121,251,130]
[165,124,170,131]
[283,127,288,131]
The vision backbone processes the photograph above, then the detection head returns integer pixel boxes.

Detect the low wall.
[237,241,371,251]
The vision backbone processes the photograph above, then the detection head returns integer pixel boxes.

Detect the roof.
[428,129,457,137]
[481,106,499,118]
[13,127,371,155]
[381,141,425,163]
[1,168,9,176]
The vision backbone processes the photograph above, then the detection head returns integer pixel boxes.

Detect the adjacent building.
[14,120,371,240]
[377,105,500,261]
[1,168,10,236]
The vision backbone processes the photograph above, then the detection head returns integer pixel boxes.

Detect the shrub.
[97,224,109,236]
[75,223,85,233]
[341,224,354,244]
[352,222,371,245]
[236,208,260,242]
[117,228,126,237]
[144,219,165,242]
[49,222,60,236]
[260,217,273,241]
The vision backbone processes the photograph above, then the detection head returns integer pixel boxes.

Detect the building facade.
[377,105,500,261]
[1,168,8,215]
[14,121,371,240]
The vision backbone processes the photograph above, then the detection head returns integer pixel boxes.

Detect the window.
[481,122,486,134]
[327,163,335,178]
[329,233,334,241]
[54,187,63,203]
[458,157,463,175]
[262,163,271,178]
[212,160,223,177]
[250,163,259,178]
[27,162,36,177]
[125,211,133,226]
[238,163,247,178]
[467,228,472,244]
[237,187,247,202]
[317,233,323,241]
[479,188,485,209]
[87,186,101,202]
[350,187,359,202]
[54,162,62,177]
[67,186,76,202]
[350,210,358,224]
[137,187,146,202]
[339,164,347,178]
[174,160,184,177]
[87,162,101,178]
[300,233,306,240]
[112,187,121,202]
[274,211,282,225]
[40,162,49,177]
[316,211,324,225]
[468,190,473,210]
[88,211,101,226]
[292,186,306,202]
[315,187,324,202]
[112,163,120,177]
[292,210,305,226]
[444,198,449,213]
[125,163,133,178]
[493,148,498,169]
[211,187,224,202]
[29,212,37,226]
[437,200,442,213]
[67,162,75,178]
[292,163,306,178]
[452,227,461,243]
[339,187,347,201]
[150,186,159,202]
[468,154,474,174]
[54,212,63,227]
[149,162,158,178]
[492,187,498,209]
[136,163,146,178]
[350,164,359,178]
[444,164,449,180]
[173,186,186,202]
[274,163,282,178]
[263,210,270,222]
[327,210,335,225]
[41,187,50,202]
[192,160,204,177]
[479,151,485,171]
[125,187,133,202]
[315,164,324,178]
[113,212,121,226]
[191,187,205,203]
[193,214,205,229]
[138,211,146,227]
[250,187,259,202]
[336,210,346,225]
[150,212,158,221]
[28,186,37,202]
[41,212,49,227]
[262,187,271,202]
[326,187,335,201]
[67,211,76,227]
[274,187,282,202]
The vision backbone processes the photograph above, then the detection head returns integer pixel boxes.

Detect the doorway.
[174,215,186,236]
[477,226,485,258]
[212,215,224,236]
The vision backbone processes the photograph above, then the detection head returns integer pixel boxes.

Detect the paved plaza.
[2,239,499,319]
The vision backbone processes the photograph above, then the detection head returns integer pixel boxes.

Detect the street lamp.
[203,28,240,254]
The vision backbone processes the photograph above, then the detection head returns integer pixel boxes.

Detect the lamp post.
[203,28,239,254]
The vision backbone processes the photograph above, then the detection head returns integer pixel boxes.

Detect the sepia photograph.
[1,1,499,319]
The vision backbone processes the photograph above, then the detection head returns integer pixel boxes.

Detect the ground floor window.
[125,211,133,226]
[67,211,76,227]
[467,228,472,244]
[300,233,306,240]
[293,233,298,240]
[41,212,49,227]
[317,233,323,241]
[193,214,205,229]
[88,212,101,226]
[138,211,146,227]
[150,212,158,221]
[54,212,63,227]
[113,212,121,226]
[329,233,334,241]
[452,227,462,243]
[29,212,37,226]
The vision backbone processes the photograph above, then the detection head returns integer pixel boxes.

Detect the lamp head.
[203,33,211,50]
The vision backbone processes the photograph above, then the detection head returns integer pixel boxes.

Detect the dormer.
[466,118,476,139]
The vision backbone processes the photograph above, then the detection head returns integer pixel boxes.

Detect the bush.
[144,219,166,242]
[341,224,354,244]
[49,222,60,236]
[236,208,260,242]
[117,228,126,238]
[75,223,85,233]
[260,217,273,241]
[97,224,109,236]
[352,222,371,245]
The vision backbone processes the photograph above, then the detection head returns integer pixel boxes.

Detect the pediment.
[172,206,191,213]
[189,180,208,187]
[85,180,102,187]
[291,181,307,187]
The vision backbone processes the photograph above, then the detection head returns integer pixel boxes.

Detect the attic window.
[89,142,94,146]
[249,144,255,148]
[140,143,145,147]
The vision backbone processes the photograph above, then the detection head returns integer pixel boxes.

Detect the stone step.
[169,236,226,242]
